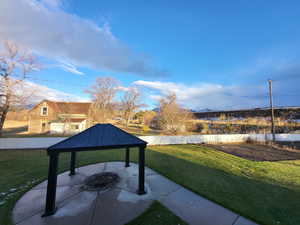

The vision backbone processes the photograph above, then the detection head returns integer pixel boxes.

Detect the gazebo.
[43,124,147,217]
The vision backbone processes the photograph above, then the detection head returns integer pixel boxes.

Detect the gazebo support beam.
[69,152,77,176]
[125,147,130,167]
[137,146,146,195]
[42,153,59,217]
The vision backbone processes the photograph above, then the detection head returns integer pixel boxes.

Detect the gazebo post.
[137,145,146,195]
[43,152,59,217]
[69,152,77,176]
[125,147,130,167]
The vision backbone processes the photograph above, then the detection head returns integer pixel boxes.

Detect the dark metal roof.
[47,124,147,152]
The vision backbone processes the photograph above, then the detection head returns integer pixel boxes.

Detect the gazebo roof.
[47,124,147,153]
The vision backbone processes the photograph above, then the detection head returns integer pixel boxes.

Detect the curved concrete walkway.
[13,162,258,225]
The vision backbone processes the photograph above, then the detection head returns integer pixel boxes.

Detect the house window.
[71,124,79,130]
[41,106,48,116]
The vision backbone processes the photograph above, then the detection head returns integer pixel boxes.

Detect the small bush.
[142,125,150,132]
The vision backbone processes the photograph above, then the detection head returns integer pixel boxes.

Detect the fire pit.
[81,172,120,192]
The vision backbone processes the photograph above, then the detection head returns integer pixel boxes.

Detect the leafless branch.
[0,40,40,136]
[86,77,120,124]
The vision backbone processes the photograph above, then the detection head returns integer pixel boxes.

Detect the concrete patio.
[13,162,258,225]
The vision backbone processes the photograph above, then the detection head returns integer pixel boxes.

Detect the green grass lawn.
[1,145,300,225]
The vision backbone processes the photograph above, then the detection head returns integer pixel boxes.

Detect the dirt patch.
[207,143,300,161]
[276,141,300,150]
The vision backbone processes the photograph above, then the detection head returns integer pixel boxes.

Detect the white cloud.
[134,56,300,110]
[24,81,88,103]
[115,86,130,92]
[58,61,84,75]
[0,0,166,77]
[134,80,267,110]
[115,85,141,94]
[1,76,88,105]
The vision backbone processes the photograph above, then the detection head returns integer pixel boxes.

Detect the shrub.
[142,125,150,132]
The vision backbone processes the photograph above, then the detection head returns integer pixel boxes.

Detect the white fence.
[141,133,300,145]
[0,137,66,150]
[1,133,300,150]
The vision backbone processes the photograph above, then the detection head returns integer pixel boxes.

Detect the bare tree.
[121,87,143,127]
[135,110,157,126]
[157,93,193,134]
[0,41,39,136]
[57,101,72,135]
[86,77,119,124]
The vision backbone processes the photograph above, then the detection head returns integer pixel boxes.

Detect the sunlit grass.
[1,145,300,225]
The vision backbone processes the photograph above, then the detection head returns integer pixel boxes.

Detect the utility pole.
[268,79,275,142]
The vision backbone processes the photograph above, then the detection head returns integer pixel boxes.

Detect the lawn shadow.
[2,126,28,136]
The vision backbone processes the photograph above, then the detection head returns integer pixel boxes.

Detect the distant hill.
[193,106,300,120]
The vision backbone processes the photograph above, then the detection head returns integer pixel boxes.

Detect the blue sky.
[1,0,300,110]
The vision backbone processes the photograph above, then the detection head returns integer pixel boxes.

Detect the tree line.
[85,76,194,134]
[0,40,193,136]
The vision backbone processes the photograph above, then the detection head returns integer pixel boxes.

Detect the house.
[28,100,91,134]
